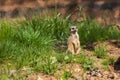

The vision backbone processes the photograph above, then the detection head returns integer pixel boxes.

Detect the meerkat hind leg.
[68,43,75,54]
[76,48,80,54]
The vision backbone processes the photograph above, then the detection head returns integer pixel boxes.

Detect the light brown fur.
[67,26,80,54]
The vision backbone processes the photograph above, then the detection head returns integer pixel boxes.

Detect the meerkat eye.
[71,28,74,30]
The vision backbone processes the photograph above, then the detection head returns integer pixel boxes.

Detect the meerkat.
[67,26,80,54]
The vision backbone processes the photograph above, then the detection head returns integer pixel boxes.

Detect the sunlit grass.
[0,15,120,79]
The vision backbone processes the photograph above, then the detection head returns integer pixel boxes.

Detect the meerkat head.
[70,26,78,33]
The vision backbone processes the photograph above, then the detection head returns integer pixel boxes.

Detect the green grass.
[102,57,116,66]
[78,19,120,45]
[62,70,72,80]
[94,46,107,59]
[0,15,120,79]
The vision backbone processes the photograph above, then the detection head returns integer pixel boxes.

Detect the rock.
[90,77,95,80]
[50,76,57,80]
[91,71,97,76]
[74,68,81,72]
[103,71,109,75]
[113,73,118,79]
[97,73,102,78]
[86,71,91,75]
[102,75,108,79]
[97,69,103,74]
[107,74,115,79]
[116,73,120,79]
[72,74,82,80]
[37,76,43,80]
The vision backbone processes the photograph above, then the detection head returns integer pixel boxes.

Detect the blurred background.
[0,0,120,25]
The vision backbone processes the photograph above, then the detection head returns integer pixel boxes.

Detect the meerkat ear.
[76,28,78,31]
[75,26,78,31]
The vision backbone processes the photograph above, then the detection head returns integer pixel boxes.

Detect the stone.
[74,68,81,72]
[103,71,109,75]
[91,71,97,76]
[72,74,82,80]
[90,77,95,80]
[97,73,102,78]
[107,74,115,79]
[50,76,57,80]
[102,75,108,79]
[86,71,91,75]
[37,76,43,80]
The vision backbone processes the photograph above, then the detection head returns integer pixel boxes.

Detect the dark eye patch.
[71,28,75,29]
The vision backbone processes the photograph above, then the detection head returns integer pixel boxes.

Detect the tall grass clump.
[0,22,15,60]
[0,15,70,69]
[0,20,54,68]
[78,18,120,45]
[107,26,120,40]
[0,22,13,41]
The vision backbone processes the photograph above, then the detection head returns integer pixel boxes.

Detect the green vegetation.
[94,46,107,58]
[108,57,116,65]
[78,19,120,44]
[62,70,72,80]
[102,57,116,66]
[0,15,120,79]
[34,56,58,75]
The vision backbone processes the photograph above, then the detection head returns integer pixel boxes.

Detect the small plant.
[83,58,94,70]
[102,60,110,66]
[102,57,116,66]
[61,63,72,80]
[108,57,116,65]
[75,53,94,70]
[75,53,87,63]
[94,46,107,58]
[56,54,74,63]
[39,56,58,75]
[62,70,72,80]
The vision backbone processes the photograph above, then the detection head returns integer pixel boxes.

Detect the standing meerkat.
[67,26,80,54]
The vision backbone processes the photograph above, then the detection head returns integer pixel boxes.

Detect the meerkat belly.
[72,35,79,45]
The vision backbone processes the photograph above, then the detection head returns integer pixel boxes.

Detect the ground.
[17,40,120,80]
